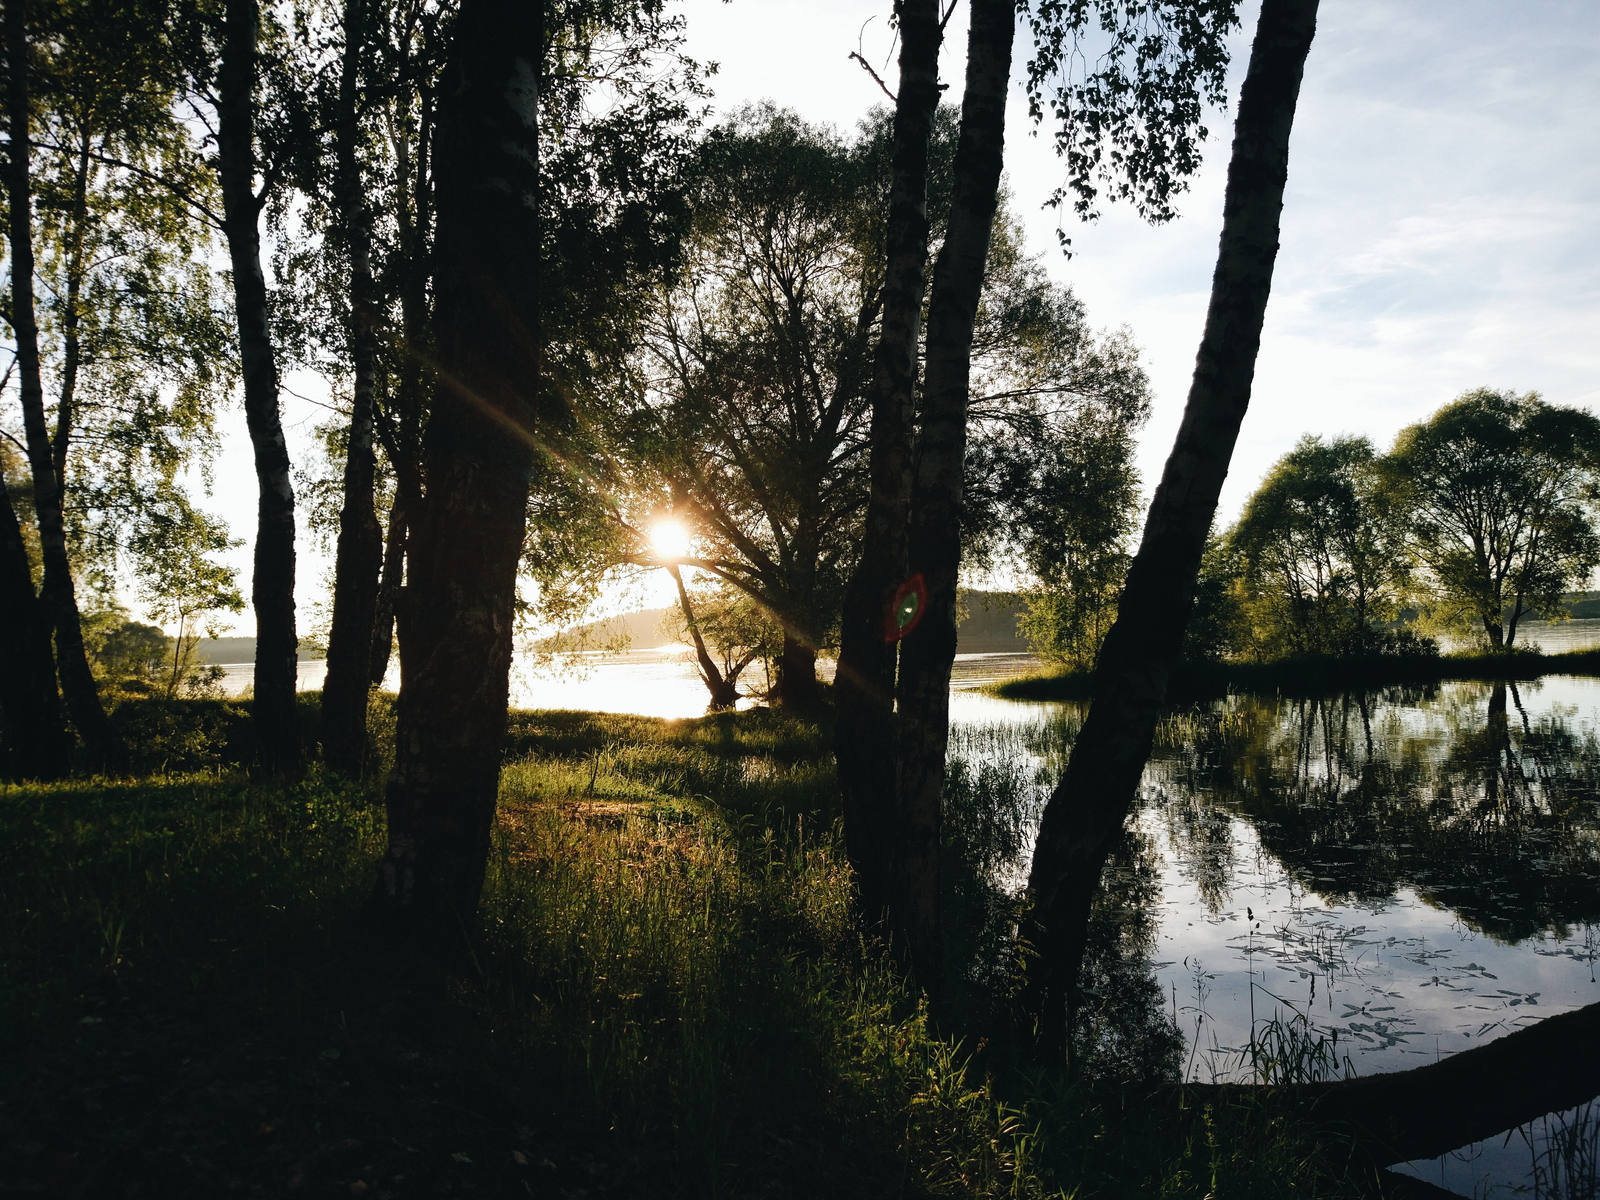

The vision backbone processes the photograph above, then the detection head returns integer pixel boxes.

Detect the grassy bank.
[989,646,1600,703]
[1,701,1398,1197]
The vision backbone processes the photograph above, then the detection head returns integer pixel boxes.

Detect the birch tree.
[1020,0,1321,1052]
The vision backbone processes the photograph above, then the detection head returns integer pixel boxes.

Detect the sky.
[198,0,1600,635]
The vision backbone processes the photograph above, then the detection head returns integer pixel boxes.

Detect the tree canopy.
[1227,434,1411,659]
[1382,388,1600,651]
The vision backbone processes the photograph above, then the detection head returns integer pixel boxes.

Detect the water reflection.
[942,678,1600,1086]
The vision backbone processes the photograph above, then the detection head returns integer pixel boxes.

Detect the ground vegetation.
[2,698,1391,1199]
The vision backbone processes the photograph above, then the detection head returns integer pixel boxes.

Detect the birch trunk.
[374,0,540,926]
[217,0,300,775]
[5,0,121,771]
[833,0,943,929]
[320,0,385,776]
[1019,0,1320,1050]
[892,0,1017,973]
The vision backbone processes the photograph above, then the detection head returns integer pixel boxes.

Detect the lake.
[947,678,1600,1198]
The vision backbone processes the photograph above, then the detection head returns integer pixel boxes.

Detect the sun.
[649,518,692,561]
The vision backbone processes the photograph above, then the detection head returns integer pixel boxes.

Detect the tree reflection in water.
[1169,681,1600,943]
[943,714,1182,1082]
[944,678,1600,1085]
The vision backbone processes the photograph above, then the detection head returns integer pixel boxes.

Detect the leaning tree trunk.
[834,0,943,931]
[320,0,385,776]
[891,0,1017,977]
[1018,0,1320,1053]
[668,563,737,711]
[5,0,122,772]
[0,468,71,780]
[374,0,540,928]
[218,0,300,776]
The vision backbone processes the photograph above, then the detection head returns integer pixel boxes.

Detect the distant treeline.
[546,591,1030,656]
[189,639,326,665]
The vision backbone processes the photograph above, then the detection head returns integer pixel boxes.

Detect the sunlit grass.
[0,699,1378,1197]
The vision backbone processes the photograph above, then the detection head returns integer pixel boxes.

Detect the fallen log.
[1183,999,1600,1166]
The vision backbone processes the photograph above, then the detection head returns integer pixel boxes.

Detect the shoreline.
[985,646,1600,702]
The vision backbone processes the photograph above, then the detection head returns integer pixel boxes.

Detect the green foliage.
[1227,435,1419,661]
[518,0,712,626]
[1181,533,1246,663]
[20,0,237,606]
[1381,388,1600,651]
[962,209,1150,670]
[597,103,898,650]
[597,104,1152,666]
[660,576,781,695]
[1,707,1375,1197]
[83,612,170,694]
[1021,0,1242,228]
[125,498,242,697]
[987,353,1148,668]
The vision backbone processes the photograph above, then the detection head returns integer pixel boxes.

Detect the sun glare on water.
[650,519,692,561]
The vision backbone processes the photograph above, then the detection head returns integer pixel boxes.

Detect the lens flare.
[650,519,692,561]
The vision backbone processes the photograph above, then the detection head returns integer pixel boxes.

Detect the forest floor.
[989,646,1600,703]
[1,703,1448,1199]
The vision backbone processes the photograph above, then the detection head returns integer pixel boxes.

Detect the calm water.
[948,678,1600,1197]
[949,678,1600,1075]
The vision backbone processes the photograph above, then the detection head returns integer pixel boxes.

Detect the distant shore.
[986,646,1600,702]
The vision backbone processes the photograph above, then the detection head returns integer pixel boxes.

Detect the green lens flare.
[896,593,920,628]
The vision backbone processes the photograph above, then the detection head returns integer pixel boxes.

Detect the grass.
[0,699,1405,1198]
[988,646,1600,703]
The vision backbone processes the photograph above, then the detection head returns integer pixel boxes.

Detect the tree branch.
[849,51,896,103]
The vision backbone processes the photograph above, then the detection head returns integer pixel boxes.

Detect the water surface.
[946,677,1600,1197]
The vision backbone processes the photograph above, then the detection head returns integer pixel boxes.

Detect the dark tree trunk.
[374,0,540,927]
[1484,616,1505,649]
[775,629,819,710]
[5,0,122,772]
[52,131,91,487]
[368,494,405,686]
[367,74,431,692]
[1018,0,1320,1051]
[833,0,943,930]
[0,468,70,780]
[320,0,385,776]
[668,564,737,711]
[218,0,300,776]
[891,0,1017,974]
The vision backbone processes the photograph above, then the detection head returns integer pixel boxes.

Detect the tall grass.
[481,712,1062,1195]
[0,771,381,1033]
[0,700,1379,1197]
